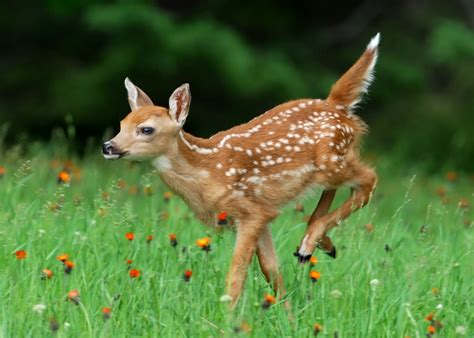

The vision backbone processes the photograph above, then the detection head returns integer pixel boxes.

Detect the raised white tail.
[327,33,380,110]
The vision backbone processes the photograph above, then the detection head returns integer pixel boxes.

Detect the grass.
[0,142,472,337]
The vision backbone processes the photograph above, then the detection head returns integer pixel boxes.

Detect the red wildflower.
[0,166,6,177]
[217,211,228,225]
[125,259,133,265]
[129,269,140,278]
[146,235,154,243]
[15,250,27,260]
[125,232,135,241]
[183,269,193,282]
[102,307,112,320]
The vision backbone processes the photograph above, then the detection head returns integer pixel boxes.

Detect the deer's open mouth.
[103,153,124,160]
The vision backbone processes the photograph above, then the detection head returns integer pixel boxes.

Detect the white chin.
[103,154,121,160]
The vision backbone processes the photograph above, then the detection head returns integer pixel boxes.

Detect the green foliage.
[0,144,472,336]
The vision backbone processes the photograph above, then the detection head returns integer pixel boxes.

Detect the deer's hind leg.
[294,189,337,263]
[297,164,377,260]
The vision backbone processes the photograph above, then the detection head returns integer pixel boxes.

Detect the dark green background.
[1,1,473,169]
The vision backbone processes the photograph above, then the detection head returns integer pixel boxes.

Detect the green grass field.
[0,143,472,337]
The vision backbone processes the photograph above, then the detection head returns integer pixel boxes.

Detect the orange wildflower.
[42,269,53,279]
[146,235,154,243]
[57,170,71,184]
[163,191,173,202]
[102,307,112,320]
[441,197,451,205]
[67,289,80,305]
[309,256,318,266]
[49,317,59,332]
[262,294,276,309]
[117,179,127,189]
[196,237,211,251]
[313,323,323,335]
[458,198,469,209]
[435,187,446,197]
[446,171,457,182]
[183,269,193,282]
[125,232,135,241]
[431,287,440,296]
[295,203,304,212]
[101,191,110,201]
[427,325,436,334]
[365,223,374,233]
[64,260,75,274]
[126,259,133,265]
[425,313,434,321]
[0,166,6,176]
[128,185,138,195]
[15,250,27,260]
[169,233,178,247]
[144,185,153,196]
[57,254,69,262]
[309,270,321,282]
[129,269,140,278]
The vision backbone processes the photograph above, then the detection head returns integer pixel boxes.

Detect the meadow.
[0,140,472,337]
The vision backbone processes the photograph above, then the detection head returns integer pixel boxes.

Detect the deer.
[102,33,380,308]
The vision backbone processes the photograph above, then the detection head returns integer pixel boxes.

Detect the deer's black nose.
[102,141,116,155]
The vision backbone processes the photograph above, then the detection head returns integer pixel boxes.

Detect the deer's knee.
[357,167,377,206]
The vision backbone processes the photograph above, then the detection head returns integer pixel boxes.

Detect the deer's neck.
[153,131,217,218]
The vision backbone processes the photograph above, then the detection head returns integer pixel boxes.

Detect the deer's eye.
[140,127,155,135]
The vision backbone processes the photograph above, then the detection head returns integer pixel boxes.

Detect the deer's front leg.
[226,218,266,308]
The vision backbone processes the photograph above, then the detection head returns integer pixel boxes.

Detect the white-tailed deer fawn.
[103,33,380,307]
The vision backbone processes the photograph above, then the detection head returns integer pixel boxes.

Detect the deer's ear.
[124,77,154,110]
[168,84,191,127]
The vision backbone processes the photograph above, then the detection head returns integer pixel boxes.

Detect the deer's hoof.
[293,248,312,263]
[325,246,337,259]
[298,254,312,263]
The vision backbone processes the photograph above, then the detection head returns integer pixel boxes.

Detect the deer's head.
[102,78,191,161]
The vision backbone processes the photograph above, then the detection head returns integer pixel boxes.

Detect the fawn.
[103,33,380,307]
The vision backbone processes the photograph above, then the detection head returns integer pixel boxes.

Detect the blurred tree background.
[0,0,473,170]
